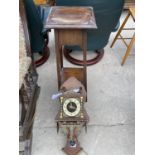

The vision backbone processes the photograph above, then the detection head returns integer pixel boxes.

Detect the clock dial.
[67,102,77,113]
[63,98,80,117]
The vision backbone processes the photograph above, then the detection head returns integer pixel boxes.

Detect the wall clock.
[55,77,89,155]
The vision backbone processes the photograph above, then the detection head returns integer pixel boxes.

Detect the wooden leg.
[55,30,62,89]
[82,31,87,92]
[110,12,130,48]
[60,46,63,69]
[119,34,128,47]
[121,34,135,65]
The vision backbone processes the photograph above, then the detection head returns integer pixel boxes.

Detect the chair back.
[24,0,44,52]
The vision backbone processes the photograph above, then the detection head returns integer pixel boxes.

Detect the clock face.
[63,98,81,117]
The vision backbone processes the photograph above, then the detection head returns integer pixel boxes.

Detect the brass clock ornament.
[55,77,89,155]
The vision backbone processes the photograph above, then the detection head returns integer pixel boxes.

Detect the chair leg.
[121,34,135,65]
[110,12,130,48]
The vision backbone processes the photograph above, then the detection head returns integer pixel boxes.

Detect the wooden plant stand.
[45,6,97,93]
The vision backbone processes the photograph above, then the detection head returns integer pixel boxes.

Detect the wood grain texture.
[45,6,97,29]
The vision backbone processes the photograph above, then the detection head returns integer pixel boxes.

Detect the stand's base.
[64,48,104,66]
[35,33,50,67]
[35,46,50,67]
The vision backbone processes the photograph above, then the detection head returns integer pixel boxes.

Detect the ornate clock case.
[55,77,89,155]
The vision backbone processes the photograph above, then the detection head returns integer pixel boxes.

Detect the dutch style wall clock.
[55,77,89,155]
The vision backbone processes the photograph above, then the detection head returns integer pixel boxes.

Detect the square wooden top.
[44,6,97,29]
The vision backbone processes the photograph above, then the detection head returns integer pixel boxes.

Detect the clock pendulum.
[45,6,97,155]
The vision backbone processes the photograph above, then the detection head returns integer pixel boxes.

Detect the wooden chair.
[23,0,52,67]
[111,6,135,65]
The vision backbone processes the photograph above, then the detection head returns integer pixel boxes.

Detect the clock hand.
[69,103,73,109]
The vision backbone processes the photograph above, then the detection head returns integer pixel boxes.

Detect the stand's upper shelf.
[44,6,97,29]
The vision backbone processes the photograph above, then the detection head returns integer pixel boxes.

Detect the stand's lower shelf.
[60,67,85,86]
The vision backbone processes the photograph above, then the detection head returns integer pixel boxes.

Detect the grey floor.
[32,12,135,155]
